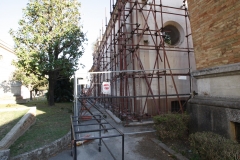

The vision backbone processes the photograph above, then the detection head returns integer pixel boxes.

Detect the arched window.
[163,21,184,46]
[164,25,180,45]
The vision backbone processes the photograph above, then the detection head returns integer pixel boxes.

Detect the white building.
[0,40,29,103]
[91,0,196,120]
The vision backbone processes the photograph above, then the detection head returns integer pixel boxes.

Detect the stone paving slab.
[50,102,188,160]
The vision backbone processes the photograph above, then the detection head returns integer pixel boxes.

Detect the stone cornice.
[189,96,240,109]
[191,63,240,79]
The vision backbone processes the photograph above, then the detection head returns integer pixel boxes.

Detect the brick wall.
[187,0,240,70]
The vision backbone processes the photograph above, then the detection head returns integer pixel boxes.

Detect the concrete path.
[49,102,177,160]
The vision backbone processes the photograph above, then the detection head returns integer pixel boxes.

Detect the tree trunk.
[48,72,56,106]
[30,90,33,100]
[29,86,33,100]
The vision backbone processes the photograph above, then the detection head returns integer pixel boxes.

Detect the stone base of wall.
[187,96,240,140]
[188,63,240,140]
[10,131,71,160]
[0,149,10,160]
[0,95,26,104]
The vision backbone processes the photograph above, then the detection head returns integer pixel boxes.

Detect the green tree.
[10,0,86,106]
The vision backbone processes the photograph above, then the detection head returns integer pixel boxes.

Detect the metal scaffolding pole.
[88,0,194,122]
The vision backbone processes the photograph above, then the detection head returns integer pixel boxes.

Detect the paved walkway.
[49,102,183,160]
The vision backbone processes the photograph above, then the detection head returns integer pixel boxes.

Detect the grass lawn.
[0,109,29,140]
[0,99,73,157]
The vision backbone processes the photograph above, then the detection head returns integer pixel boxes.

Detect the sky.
[0,0,111,72]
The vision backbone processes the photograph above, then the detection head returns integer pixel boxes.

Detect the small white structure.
[0,40,29,103]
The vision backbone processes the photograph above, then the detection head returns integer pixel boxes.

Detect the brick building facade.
[187,0,240,141]
[189,0,240,69]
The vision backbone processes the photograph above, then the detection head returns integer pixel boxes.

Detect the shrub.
[54,78,73,102]
[45,78,73,102]
[153,113,190,139]
[189,132,240,160]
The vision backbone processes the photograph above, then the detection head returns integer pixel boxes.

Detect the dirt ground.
[131,131,195,160]
[132,132,175,160]
[158,135,195,159]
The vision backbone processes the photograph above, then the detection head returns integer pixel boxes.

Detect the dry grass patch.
[0,109,29,140]
[1,99,73,157]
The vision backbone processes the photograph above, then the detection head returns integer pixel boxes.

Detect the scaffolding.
[87,0,195,123]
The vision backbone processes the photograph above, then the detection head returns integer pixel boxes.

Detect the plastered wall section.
[0,42,30,100]
[136,0,196,96]
[192,63,240,98]
[0,44,17,96]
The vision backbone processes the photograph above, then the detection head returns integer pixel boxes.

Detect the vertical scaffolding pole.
[90,0,195,122]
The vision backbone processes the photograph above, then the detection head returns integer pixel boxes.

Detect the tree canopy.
[10,0,86,106]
